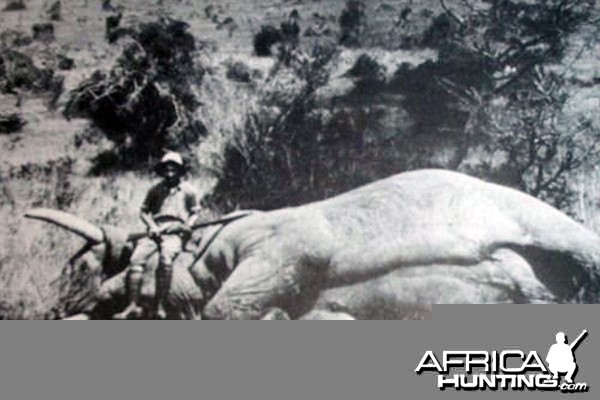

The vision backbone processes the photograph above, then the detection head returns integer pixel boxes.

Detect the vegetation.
[64,17,206,171]
[428,0,599,212]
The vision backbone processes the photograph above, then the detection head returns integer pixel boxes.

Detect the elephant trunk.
[25,208,105,244]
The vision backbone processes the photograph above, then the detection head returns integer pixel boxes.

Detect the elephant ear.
[100,225,133,277]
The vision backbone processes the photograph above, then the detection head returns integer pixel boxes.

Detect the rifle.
[126,212,252,242]
[569,329,588,350]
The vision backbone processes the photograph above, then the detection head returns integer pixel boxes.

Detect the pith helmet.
[155,151,186,176]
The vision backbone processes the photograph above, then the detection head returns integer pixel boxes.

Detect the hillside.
[1,0,599,318]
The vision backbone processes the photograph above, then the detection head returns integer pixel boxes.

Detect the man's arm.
[141,210,161,236]
[141,185,162,238]
[184,185,202,227]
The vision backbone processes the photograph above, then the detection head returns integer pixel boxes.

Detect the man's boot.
[155,261,173,319]
[113,266,144,319]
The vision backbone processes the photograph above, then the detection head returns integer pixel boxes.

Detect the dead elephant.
[29,170,600,320]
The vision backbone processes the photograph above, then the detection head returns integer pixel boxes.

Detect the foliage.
[346,53,387,90]
[207,43,347,210]
[226,61,253,83]
[0,111,25,133]
[429,0,598,212]
[208,46,410,211]
[0,49,55,93]
[254,25,282,56]
[462,68,600,211]
[339,0,367,47]
[64,17,206,171]
[3,0,25,12]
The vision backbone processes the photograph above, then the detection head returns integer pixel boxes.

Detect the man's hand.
[164,222,192,238]
[148,226,163,241]
[141,210,162,241]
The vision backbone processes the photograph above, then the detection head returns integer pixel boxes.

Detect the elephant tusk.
[24,208,105,244]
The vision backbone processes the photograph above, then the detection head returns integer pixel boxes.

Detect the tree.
[459,67,600,211]
[433,0,598,212]
[64,17,206,171]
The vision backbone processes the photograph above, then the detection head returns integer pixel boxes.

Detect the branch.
[439,0,466,27]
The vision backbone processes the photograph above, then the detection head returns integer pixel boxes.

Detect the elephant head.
[26,208,134,319]
[26,208,235,320]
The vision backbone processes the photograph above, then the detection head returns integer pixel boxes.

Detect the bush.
[207,44,410,211]
[339,1,366,47]
[430,0,599,213]
[3,0,25,12]
[0,112,25,134]
[207,44,339,210]
[0,50,55,93]
[32,23,55,42]
[46,1,61,21]
[226,61,252,83]
[64,17,207,171]
[254,25,282,56]
[463,69,600,213]
[346,54,386,93]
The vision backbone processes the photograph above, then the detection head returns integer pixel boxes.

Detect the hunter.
[114,152,200,319]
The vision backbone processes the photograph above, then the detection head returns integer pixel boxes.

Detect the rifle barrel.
[569,329,588,350]
[126,213,252,242]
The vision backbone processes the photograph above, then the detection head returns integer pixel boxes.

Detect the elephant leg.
[203,258,317,320]
[97,270,127,302]
[85,270,128,319]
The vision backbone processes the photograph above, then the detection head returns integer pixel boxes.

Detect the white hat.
[160,152,184,166]
[155,151,185,175]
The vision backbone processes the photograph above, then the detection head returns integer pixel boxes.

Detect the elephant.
[28,169,600,320]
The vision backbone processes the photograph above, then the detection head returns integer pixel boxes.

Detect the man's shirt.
[141,180,200,223]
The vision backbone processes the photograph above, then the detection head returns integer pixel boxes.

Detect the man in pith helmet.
[114,152,200,319]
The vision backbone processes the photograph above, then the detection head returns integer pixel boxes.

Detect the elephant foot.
[113,303,144,320]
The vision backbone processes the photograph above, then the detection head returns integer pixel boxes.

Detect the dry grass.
[0,169,146,318]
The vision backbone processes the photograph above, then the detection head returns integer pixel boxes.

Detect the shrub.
[346,54,386,93]
[254,25,282,56]
[0,50,55,93]
[226,61,252,83]
[64,17,207,171]
[3,0,25,12]
[339,1,366,47]
[430,0,599,213]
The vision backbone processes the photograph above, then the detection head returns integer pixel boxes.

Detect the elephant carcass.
[28,169,600,319]
[26,208,205,320]
[191,169,600,319]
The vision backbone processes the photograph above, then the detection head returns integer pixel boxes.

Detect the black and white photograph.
[0,0,599,320]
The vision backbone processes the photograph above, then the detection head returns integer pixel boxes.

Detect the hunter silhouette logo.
[546,330,587,384]
[415,329,589,393]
